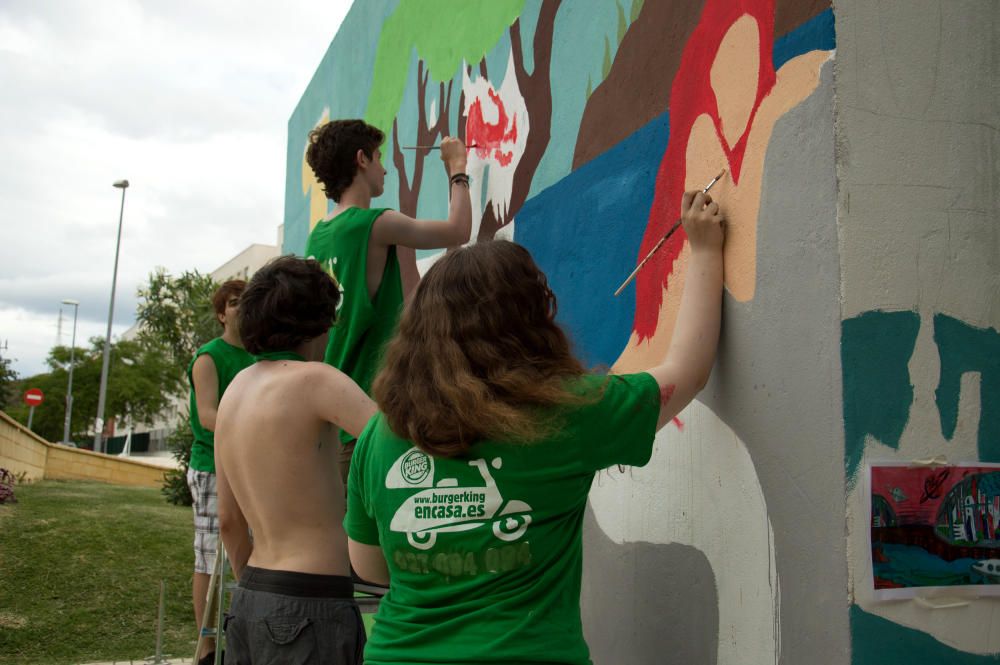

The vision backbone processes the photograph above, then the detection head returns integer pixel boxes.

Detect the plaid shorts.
[187,468,219,574]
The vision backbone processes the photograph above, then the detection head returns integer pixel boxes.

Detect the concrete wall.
[0,410,49,480]
[0,410,166,488]
[836,1,1000,662]
[285,1,997,662]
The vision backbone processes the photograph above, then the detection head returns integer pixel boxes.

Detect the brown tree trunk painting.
[478,0,561,242]
[391,59,455,217]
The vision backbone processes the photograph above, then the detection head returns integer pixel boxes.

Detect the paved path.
[81,658,194,664]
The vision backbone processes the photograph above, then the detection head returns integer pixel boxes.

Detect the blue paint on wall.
[841,310,920,487]
[934,313,1000,462]
[851,604,1000,663]
[773,8,836,71]
[515,112,669,368]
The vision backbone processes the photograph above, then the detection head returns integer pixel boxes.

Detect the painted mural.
[284,1,997,663]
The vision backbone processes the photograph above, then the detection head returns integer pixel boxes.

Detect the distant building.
[118,230,281,453]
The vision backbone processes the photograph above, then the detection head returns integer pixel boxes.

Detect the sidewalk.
[81,659,194,664]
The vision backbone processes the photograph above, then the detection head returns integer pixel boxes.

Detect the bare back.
[216,360,374,576]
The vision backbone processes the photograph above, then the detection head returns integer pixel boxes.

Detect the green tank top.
[305,207,403,443]
[187,337,256,472]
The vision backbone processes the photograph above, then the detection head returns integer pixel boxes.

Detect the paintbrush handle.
[613,220,682,297]
[612,168,726,297]
[401,144,479,150]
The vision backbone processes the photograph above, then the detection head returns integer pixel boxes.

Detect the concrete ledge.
[0,410,167,488]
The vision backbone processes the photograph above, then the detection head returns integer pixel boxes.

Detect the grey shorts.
[224,567,365,664]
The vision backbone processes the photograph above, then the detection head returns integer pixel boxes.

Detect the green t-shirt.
[305,206,403,443]
[345,372,661,665]
[187,337,255,473]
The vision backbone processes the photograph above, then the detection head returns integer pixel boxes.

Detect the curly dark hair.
[211,279,246,328]
[238,256,340,355]
[305,119,385,202]
[373,240,589,457]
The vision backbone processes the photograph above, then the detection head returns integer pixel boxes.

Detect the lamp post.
[61,299,79,445]
[94,179,129,452]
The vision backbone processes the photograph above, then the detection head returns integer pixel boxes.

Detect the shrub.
[0,467,17,504]
[161,421,193,506]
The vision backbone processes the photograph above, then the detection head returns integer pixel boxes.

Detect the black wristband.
[450,173,470,186]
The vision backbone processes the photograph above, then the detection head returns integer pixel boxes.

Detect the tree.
[135,268,219,390]
[6,338,178,445]
[134,268,221,505]
[0,354,18,410]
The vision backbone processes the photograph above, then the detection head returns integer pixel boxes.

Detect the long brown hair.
[373,240,587,457]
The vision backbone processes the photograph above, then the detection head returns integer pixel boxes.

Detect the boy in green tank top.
[185,279,255,665]
[304,119,472,463]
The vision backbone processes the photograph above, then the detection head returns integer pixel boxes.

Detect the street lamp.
[61,299,79,445]
[94,179,129,452]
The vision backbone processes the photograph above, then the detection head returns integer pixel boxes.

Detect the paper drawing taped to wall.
[869,463,1000,599]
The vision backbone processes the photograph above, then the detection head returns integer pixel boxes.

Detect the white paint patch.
[415,252,444,277]
[428,99,438,131]
[462,51,529,240]
[589,399,780,664]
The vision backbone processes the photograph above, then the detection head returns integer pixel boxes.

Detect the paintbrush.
[401,144,479,150]
[613,169,726,297]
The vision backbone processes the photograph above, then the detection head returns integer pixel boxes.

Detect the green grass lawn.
[0,480,199,664]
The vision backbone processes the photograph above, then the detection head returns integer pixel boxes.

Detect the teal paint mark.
[842,311,920,488]
[934,314,1000,462]
[851,605,1000,663]
[773,8,836,70]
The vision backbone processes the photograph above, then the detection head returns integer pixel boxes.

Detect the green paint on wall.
[616,1,627,44]
[851,605,1000,663]
[630,0,644,24]
[602,35,611,79]
[364,0,526,133]
[934,314,1000,462]
[842,310,920,488]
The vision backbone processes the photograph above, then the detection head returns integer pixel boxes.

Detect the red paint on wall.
[673,417,685,431]
[633,0,777,339]
[466,88,518,167]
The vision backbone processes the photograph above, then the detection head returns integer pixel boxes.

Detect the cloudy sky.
[0,0,352,378]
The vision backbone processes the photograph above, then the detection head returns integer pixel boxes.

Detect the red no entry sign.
[23,388,44,407]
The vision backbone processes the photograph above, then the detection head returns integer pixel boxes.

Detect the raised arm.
[310,365,378,439]
[645,190,725,430]
[371,137,471,251]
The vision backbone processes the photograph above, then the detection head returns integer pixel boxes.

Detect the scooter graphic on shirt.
[388,451,533,551]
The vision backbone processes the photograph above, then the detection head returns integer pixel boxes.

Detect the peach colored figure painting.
[615,0,831,372]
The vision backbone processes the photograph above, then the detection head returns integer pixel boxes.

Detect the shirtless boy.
[215,255,376,664]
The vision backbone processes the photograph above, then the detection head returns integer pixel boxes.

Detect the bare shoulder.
[225,362,256,392]
[302,361,356,386]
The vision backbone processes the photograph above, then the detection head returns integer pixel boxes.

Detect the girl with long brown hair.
[345,190,725,665]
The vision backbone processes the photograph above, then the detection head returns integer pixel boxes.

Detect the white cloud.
[0,0,353,378]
